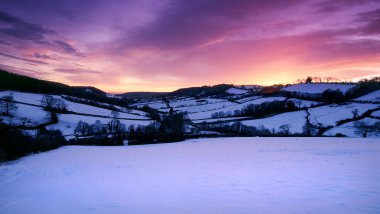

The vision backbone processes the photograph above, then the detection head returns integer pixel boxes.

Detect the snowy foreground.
[1,138,379,214]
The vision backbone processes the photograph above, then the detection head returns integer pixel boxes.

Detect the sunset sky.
[0,0,379,93]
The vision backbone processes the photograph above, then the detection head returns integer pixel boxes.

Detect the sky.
[0,0,380,93]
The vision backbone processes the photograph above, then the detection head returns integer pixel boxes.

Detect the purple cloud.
[120,0,303,50]
[33,53,56,60]
[356,8,380,34]
[0,63,48,78]
[315,0,377,13]
[0,53,48,65]
[55,68,101,74]
[0,11,55,42]
[54,40,84,57]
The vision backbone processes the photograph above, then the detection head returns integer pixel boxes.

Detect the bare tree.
[111,110,120,119]
[279,124,291,136]
[374,121,380,135]
[0,95,18,116]
[354,121,375,138]
[351,109,359,118]
[90,120,103,134]
[75,120,90,136]
[305,76,313,84]
[41,95,68,112]
[312,77,322,83]
[293,100,302,108]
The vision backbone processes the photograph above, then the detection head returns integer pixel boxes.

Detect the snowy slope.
[354,89,380,103]
[225,87,248,95]
[308,103,379,126]
[62,100,148,119]
[0,91,147,119]
[131,100,167,110]
[188,97,286,120]
[47,114,153,138]
[282,83,355,94]
[0,91,153,138]
[174,100,236,114]
[372,110,380,117]
[0,91,61,105]
[0,137,379,214]
[235,96,262,103]
[169,97,227,108]
[325,117,380,137]
[288,98,320,108]
[0,103,48,126]
[192,116,251,123]
[239,110,307,134]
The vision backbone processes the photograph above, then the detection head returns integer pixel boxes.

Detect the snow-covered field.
[239,110,307,134]
[308,103,379,126]
[226,87,248,95]
[355,89,380,103]
[0,91,61,105]
[0,103,48,126]
[47,114,152,137]
[188,97,286,120]
[0,91,153,138]
[325,117,380,137]
[0,137,379,214]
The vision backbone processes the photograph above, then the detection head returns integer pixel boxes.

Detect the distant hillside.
[0,69,106,98]
[71,86,107,96]
[171,84,234,97]
[282,83,355,94]
[118,92,169,99]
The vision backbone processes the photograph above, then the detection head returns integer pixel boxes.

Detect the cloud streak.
[0,53,48,64]
[0,0,379,92]
[55,68,101,74]
[0,11,55,42]
[54,40,84,57]
[120,0,303,50]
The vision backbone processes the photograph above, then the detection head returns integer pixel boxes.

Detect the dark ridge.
[0,69,132,108]
[118,92,169,99]
[170,84,234,97]
[71,86,107,96]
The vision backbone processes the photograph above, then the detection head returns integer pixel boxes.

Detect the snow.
[131,100,167,110]
[62,95,147,116]
[308,103,379,126]
[234,96,261,104]
[0,137,379,214]
[169,97,200,108]
[175,100,236,114]
[188,97,286,120]
[133,98,238,114]
[282,83,355,94]
[169,97,227,109]
[0,103,48,125]
[225,87,248,95]
[0,91,146,119]
[47,114,152,138]
[325,118,380,137]
[372,110,380,117]
[288,98,320,108]
[239,110,307,134]
[355,90,380,103]
[193,116,251,123]
[62,99,148,120]
[0,91,61,105]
